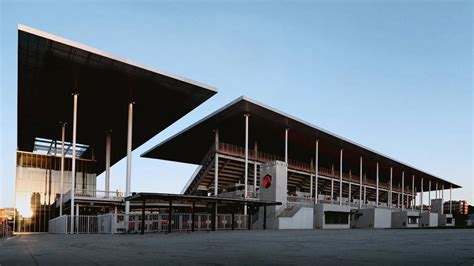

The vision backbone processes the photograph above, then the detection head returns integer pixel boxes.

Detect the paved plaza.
[1,229,473,265]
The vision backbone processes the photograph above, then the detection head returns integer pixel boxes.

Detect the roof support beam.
[70,93,78,234]
[315,140,319,204]
[339,148,343,205]
[59,122,66,216]
[214,129,219,196]
[125,102,134,233]
[359,156,363,208]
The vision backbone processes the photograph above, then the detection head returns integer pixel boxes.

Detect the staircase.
[182,145,216,194]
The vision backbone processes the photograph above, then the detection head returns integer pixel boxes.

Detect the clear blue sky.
[1,0,472,207]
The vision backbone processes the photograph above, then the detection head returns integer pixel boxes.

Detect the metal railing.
[49,213,249,234]
[218,142,395,191]
[1,219,13,239]
[61,189,124,205]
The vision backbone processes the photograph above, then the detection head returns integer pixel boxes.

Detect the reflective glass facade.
[15,151,96,232]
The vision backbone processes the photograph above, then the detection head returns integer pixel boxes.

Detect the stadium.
[14,25,460,234]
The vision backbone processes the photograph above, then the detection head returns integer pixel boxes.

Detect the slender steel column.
[125,102,134,232]
[59,122,66,216]
[389,167,393,209]
[214,129,219,196]
[420,178,424,211]
[105,130,111,197]
[310,159,313,198]
[141,200,145,235]
[339,148,343,205]
[331,179,334,203]
[376,162,379,207]
[285,128,289,163]
[244,114,249,199]
[315,140,319,204]
[401,171,405,211]
[363,174,367,205]
[254,141,257,193]
[428,180,432,210]
[449,185,452,214]
[359,156,362,208]
[412,175,415,210]
[397,192,400,208]
[435,182,438,198]
[348,169,352,203]
[441,185,444,199]
[70,94,78,234]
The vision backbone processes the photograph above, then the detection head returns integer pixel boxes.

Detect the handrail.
[218,142,404,193]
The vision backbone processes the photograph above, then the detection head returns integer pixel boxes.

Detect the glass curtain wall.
[15,151,96,232]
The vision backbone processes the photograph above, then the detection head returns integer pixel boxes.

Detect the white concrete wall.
[420,212,438,227]
[438,214,455,227]
[391,211,420,228]
[353,208,391,228]
[278,207,313,229]
[314,203,351,229]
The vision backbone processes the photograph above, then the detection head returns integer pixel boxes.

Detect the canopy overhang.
[17,24,217,174]
[142,96,461,192]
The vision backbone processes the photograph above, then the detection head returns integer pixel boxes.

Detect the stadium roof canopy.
[142,96,461,191]
[17,24,217,174]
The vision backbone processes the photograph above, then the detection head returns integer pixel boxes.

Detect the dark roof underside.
[17,25,217,174]
[142,97,461,191]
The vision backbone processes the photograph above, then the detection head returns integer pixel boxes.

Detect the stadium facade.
[142,96,460,229]
[14,25,460,233]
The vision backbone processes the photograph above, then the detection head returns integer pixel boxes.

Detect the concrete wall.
[352,208,392,228]
[431,199,444,214]
[420,212,438,227]
[278,207,314,229]
[314,203,351,229]
[438,214,455,227]
[391,211,420,228]
[259,161,288,220]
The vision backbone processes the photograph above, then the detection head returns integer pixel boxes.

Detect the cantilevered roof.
[142,96,461,191]
[18,25,217,174]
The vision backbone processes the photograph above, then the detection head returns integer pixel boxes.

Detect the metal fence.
[49,213,249,234]
[1,219,13,239]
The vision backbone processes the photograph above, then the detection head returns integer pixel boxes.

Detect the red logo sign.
[262,174,272,189]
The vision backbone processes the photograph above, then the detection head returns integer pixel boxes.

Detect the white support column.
[310,159,313,198]
[75,204,79,234]
[449,185,452,214]
[397,192,400,208]
[124,102,134,232]
[401,171,405,211]
[428,180,432,211]
[441,185,444,200]
[331,179,334,203]
[359,156,362,208]
[348,169,352,203]
[363,174,367,205]
[389,167,393,209]
[214,129,219,196]
[315,140,319,204]
[105,131,111,197]
[284,128,289,164]
[59,122,66,216]
[70,94,78,234]
[244,114,249,199]
[412,175,415,210]
[420,178,424,211]
[339,148,343,205]
[376,162,379,207]
[254,141,257,193]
